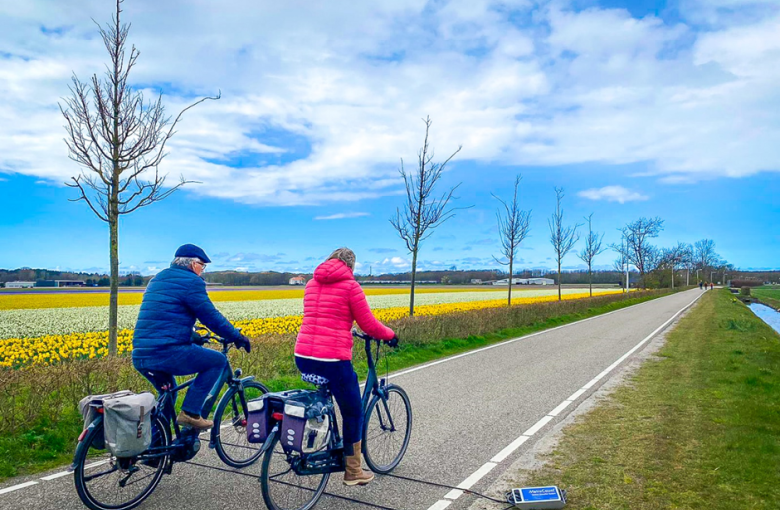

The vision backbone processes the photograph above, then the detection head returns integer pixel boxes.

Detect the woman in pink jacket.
[295,248,396,486]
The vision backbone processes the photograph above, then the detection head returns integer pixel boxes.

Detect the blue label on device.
[521,487,560,501]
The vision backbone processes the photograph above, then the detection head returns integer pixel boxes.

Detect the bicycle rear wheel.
[259,434,330,510]
[212,380,268,468]
[362,384,412,474]
[74,415,170,510]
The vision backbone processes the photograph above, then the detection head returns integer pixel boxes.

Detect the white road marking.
[523,415,553,437]
[426,499,452,510]
[566,388,587,401]
[40,471,72,481]
[444,461,498,499]
[0,481,38,495]
[491,435,530,463]
[548,400,572,417]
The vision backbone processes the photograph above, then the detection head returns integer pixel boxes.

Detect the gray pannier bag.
[78,390,135,450]
[102,392,157,458]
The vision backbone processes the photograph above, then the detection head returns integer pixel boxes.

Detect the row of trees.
[390,118,730,313]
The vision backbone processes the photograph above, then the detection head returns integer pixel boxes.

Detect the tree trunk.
[409,245,418,317]
[557,260,562,301]
[588,264,592,297]
[507,257,513,306]
[108,182,119,357]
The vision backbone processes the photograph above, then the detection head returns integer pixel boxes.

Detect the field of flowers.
[0,288,625,368]
[0,286,498,310]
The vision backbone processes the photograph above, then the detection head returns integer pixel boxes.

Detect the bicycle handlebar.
[194,326,234,345]
[351,329,399,347]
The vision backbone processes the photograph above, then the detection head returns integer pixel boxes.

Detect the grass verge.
[513,289,780,509]
[753,286,780,310]
[0,290,671,482]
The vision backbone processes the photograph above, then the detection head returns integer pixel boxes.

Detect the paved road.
[0,289,703,510]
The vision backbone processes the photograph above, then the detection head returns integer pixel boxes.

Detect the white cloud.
[0,0,778,205]
[313,212,370,220]
[578,185,649,204]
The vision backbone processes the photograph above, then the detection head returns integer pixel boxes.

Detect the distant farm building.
[470,279,483,284]
[5,281,35,289]
[55,280,86,287]
[289,276,307,286]
[493,277,555,286]
[527,277,554,285]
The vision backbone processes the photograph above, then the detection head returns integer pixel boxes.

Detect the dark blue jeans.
[295,357,362,454]
[133,345,229,418]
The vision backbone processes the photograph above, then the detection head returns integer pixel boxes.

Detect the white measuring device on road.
[508,486,566,508]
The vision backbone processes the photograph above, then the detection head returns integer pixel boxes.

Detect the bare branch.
[388,115,467,315]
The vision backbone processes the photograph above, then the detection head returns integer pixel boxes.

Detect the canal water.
[748,303,780,335]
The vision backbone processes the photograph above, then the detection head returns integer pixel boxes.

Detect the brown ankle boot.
[176,411,213,430]
[343,441,374,486]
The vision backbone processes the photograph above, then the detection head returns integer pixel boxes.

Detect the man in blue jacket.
[132,244,251,430]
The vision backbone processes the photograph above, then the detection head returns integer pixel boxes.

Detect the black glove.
[387,335,399,348]
[235,334,252,353]
[191,329,208,346]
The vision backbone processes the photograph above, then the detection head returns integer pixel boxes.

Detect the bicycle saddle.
[301,373,330,386]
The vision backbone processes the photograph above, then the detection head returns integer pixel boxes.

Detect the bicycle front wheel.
[74,415,170,510]
[212,380,268,468]
[259,434,330,510]
[362,384,412,474]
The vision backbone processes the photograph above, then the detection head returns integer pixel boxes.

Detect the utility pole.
[625,261,629,293]
[686,268,689,286]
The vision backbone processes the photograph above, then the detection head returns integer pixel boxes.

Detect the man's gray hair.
[172,256,203,268]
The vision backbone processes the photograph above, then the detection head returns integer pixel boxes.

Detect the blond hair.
[327,247,356,271]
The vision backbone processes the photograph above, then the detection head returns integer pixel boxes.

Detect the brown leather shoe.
[343,441,374,486]
[176,411,213,430]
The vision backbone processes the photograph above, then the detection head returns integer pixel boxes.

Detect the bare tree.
[578,213,606,297]
[658,242,687,290]
[611,230,630,292]
[620,217,664,289]
[493,175,531,306]
[390,116,463,316]
[693,239,719,275]
[548,187,581,301]
[60,0,219,355]
[679,243,694,286]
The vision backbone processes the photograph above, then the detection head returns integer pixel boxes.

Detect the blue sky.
[0,0,778,275]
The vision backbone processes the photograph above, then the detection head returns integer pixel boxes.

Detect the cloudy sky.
[0,0,778,275]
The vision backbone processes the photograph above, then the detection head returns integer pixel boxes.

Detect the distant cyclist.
[294,247,397,486]
[132,244,251,430]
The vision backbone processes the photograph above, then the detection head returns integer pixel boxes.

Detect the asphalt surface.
[0,289,702,510]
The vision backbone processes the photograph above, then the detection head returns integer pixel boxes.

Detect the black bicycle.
[72,330,268,510]
[259,330,413,510]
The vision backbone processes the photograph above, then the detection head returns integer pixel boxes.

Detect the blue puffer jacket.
[132,264,242,357]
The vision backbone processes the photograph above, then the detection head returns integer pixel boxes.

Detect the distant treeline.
[0,268,143,287]
[2,267,778,288]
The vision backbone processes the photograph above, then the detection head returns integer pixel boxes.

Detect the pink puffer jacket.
[295,259,395,361]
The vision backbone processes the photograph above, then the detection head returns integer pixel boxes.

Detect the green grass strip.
[516,289,780,509]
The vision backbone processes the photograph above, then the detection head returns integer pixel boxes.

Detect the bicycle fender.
[70,416,103,472]
[260,426,279,455]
